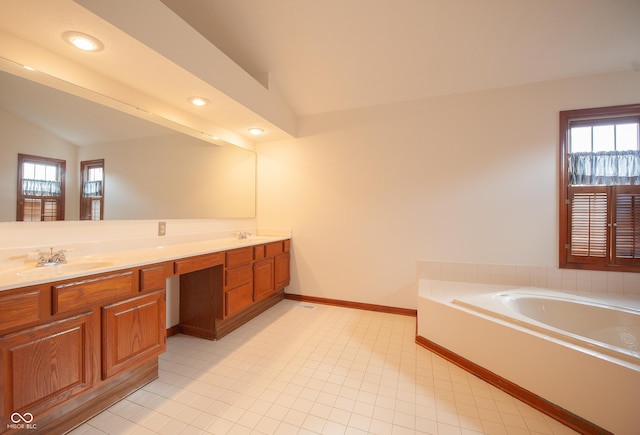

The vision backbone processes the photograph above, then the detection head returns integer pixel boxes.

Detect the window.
[80,159,104,220]
[559,104,640,272]
[17,154,66,221]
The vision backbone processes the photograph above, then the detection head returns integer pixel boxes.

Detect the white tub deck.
[417,280,640,435]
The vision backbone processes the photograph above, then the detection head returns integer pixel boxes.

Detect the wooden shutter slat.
[568,187,609,261]
[613,186,640,264]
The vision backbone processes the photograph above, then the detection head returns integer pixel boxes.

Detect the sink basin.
[14,258,117,279]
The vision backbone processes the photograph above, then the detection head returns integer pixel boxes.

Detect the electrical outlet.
[158,221,166,236]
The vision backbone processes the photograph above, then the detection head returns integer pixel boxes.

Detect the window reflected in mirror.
[17,153,66,221]
[80,159,104,220]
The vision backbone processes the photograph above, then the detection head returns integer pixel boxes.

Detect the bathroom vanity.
[0,237,290,434]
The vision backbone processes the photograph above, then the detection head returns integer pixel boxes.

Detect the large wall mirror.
[0,69,256,221]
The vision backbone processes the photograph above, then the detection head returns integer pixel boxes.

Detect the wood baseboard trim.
[284,293,417,317]
[415,335,612,435]
[169,291,286,342]
[166,324,180,337]
[178,323,217,340]
[215,291,285,340]
[29,359,159,435]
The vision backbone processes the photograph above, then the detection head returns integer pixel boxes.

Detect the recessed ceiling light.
[248,128,264,135]
[189,97,210,107]
[63,31,104,52]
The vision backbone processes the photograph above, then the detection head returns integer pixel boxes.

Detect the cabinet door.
[253,258,274,301]
[102,290,166,380]
[0,312,94,424]
[275,252,290,291]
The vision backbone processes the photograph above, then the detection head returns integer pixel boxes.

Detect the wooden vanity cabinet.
[178,239,291,340]
[0,263,168,434]
[0,239,290,432]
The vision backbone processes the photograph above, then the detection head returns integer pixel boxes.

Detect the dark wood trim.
[284,293,417,317]
[415,335,613,435]
[215,290,285,339]
[559,103,640,273]
[17,359,159,435]
[166,324,181,337]
[79,158,105,221]
[559,108,570,270]
[178,323,217,340]
[174,290,286,341]
[16,153,66,221]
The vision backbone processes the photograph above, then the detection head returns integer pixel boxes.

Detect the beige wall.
[256,70,640,309]
[0,108,79,221]
[78,133,256,219]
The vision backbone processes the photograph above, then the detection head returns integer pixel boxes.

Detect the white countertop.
[0,235,289,291]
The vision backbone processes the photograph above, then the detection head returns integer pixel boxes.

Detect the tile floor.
[70,300,578,434]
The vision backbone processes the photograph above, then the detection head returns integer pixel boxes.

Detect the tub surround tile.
[418,260,640,297]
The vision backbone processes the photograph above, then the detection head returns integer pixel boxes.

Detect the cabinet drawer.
[225,247,253,268]
[254,244,266,260]
[139,264,166,292]
[265,241,284,258]
[0,289,42,332]
[174,252,223,275]
[53,271,134,314]
[225,283,253,317]
[225,264,252,289]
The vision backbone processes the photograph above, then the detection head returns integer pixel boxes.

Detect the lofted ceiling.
[0,0,639,148]
[161,0,640,115]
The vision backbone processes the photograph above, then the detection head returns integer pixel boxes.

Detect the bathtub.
[453,290,640,365]
[417,282,640,435]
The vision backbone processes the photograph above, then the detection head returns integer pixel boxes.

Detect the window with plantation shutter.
[560,104,640,272]
[17,154,66,221]
[80,159,104,220]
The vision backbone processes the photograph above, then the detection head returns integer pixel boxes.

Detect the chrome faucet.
[238,231,252,240]
[37,247,67,267]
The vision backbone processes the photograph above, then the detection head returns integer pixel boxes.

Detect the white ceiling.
[0,0,639,147]
[161,0,640,116]
[0,69,174,146]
